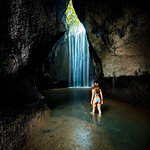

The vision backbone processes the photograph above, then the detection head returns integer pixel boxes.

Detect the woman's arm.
[91,89,95,104]
[100,89,103,104]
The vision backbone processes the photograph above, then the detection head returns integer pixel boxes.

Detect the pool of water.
[22,88,150,150]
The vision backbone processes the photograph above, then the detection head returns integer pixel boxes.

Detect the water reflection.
[92,114,101,125]
[73,122,91,149]
[23,88,150,150]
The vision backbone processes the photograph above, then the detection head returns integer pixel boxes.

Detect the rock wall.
[45,35,69,82]
[72,0,150,77]
[72,0,150,107]
[0,0,69,107]
[0,0,69,150]
[0,102,49,150]
[36,35,69,89]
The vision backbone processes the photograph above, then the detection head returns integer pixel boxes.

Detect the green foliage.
[65,0,81,33]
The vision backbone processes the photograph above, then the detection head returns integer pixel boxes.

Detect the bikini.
[94,93,100,102]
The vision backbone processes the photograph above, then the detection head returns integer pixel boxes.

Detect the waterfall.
[68,24,89,87]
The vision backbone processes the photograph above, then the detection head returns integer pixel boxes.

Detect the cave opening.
[43,0,94,89]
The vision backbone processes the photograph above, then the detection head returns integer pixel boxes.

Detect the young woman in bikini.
[90,81,103,115]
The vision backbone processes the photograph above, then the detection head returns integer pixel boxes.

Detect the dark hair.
[94,80,98,84]
[93,81,100,94]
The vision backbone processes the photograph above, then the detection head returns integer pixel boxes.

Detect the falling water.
[68,24,89,87]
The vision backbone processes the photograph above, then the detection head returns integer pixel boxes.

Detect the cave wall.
[37,35,70,89]
[72,0,150,108]
[0,0,69,149]
[0,102,48,150]
[72,0,150,77]
[0,0,69,107]
[45,35,69,82]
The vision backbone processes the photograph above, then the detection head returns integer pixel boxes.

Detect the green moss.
[65,0,81,33]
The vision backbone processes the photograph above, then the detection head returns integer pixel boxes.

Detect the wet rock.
[44,35,69,83]
[72,0,150,77]
[0,102,49,150]
[0,0,69,106]
[0,0,68,149]
[72,0,150,107]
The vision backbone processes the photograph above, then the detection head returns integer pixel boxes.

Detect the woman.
[91,81,103,115]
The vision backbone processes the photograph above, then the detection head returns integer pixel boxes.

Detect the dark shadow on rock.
[40,129,54,134]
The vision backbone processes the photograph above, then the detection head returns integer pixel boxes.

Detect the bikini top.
[95,93,99,95]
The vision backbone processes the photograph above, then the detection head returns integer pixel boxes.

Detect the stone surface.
[73,0,150,77]
[45,35,69,82]
[0,1,68,150]
[0,0,69,106]
[0,102,49,150]
[71,0,150,107]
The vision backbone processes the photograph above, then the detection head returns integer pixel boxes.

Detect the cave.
[40,0,94,88]
[0,0,150,150]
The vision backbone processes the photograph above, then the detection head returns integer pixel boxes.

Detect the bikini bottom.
[95,98,100,103]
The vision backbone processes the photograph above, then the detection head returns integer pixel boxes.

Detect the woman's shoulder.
[92,88,95,93]
[92,88,95,91]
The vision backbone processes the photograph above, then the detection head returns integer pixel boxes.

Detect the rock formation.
[0,0,69,149]
[72,0,150,77]
[0,0,150,149]
[72,0,150,107]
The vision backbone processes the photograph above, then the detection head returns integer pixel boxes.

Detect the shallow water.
[22,88,150,150]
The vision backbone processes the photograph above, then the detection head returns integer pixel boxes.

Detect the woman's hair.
[93,81,100,94]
